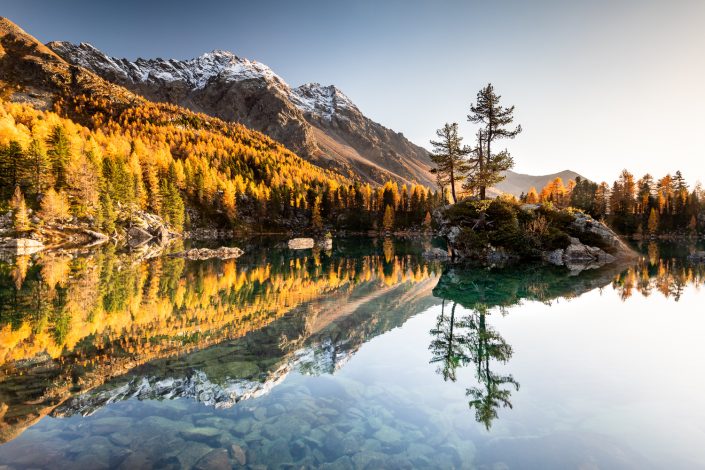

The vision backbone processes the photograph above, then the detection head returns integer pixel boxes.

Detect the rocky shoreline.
[434,200,637,272]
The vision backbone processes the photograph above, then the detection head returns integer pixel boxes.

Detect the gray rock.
[288,237,315,249]
[194,449,231,470]
[544,248,565,266]
[127,226,153,247]
[688,251,705,263]
[422,247,449,260]
[230,443,247,466]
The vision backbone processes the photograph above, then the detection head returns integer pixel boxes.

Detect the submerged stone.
[193,448,231,470]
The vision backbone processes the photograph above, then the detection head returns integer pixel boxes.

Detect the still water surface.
[0,238,703,469]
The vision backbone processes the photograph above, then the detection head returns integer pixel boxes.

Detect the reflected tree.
[429,299,470,381]
[465,305,519,430]
[429,299,519,429]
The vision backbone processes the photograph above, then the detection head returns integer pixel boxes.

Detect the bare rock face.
[48,42,436,188]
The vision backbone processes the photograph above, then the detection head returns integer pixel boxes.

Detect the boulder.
[688,251,705,263]
[288,238,315,249]
[544,249,565,266]
[127,226,153,247]
[422,247,450,260]
[172,247,244,260]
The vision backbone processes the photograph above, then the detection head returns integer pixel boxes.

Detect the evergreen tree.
[429,123,471,203]
[0,141,27,201]
[47,125,71,189]
[26,138,52,198]
[466,84,521,199]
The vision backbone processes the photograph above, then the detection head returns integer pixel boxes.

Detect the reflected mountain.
[0,238,441,442]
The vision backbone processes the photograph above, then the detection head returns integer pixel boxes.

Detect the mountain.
[0,17,140,114]
[0,16,373,235]
[495,169,584,197]
[47,42,436,188]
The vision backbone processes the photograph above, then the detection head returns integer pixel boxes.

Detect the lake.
[0,237,703,469]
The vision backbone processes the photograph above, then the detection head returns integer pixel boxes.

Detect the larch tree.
[467,84,521,199]
[525,187,539,204]
[429,123,471,204]
[647,207,659,234]
[382,204,395,232]
[11,186,31,233]
[39,188,71,223]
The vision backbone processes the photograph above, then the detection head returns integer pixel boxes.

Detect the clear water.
[0,238,703,469]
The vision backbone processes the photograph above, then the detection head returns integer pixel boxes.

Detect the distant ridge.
[495,169,584,197]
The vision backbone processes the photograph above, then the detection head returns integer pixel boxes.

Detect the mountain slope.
[48,42,436,188]
[0,17,140,114]
[495,169,583,197]
[0,17,351,232]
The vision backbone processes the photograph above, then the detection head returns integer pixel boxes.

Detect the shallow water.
[0,238,703,469]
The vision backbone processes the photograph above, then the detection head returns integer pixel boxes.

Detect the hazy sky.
[3,0,704,182]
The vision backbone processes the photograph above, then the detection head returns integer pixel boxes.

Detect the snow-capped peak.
[49,42,288,90]
[290,82,358,120]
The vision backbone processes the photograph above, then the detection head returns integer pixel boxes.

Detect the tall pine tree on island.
[429,123,471,203]
[466,84,521,200]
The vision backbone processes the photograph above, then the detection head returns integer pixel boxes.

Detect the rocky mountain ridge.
[47,41,437,188]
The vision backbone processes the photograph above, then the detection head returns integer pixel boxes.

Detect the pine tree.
[429,123,471,203]
[467,84,521,199]
[11,186,31,233]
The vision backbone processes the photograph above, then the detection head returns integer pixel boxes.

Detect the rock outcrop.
[544,237,616,274]
[435,200,635,271]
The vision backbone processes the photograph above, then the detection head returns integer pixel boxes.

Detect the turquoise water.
[0,238,703,469]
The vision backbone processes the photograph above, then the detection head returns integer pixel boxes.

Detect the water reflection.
[0,239,703,467]
[0,239,441,442]
[430,299,519,429]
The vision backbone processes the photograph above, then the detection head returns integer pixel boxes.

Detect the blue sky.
[3,0,704,182]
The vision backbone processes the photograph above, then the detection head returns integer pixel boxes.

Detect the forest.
[0,97,441,237]
[520,170,704,236]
